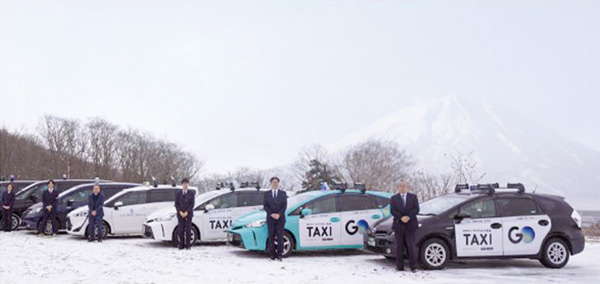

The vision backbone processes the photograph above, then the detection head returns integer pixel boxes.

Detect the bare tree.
[445,151,486,184]
[338,139,414,192]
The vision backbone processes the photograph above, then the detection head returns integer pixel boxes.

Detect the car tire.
[11,214,20,231]
[540,238,570,268]
[40,218,59,235]
[172,225,199,247]
[269,231,295,258]
[419,238,449,270]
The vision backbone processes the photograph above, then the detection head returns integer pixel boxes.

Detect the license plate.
[368,237,376,247]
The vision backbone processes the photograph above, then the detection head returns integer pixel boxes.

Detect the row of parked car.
[0,179,585,269]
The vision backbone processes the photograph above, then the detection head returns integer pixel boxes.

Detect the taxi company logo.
[345,220,369,235]
[509,226,535,244]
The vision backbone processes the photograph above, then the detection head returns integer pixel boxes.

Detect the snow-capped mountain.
[329,95,600,210]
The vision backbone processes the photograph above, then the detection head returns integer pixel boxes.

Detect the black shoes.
[276,257,283,262]
[88,238,95,242]
[411,268,417,273]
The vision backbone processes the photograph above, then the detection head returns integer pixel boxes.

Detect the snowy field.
[1,230,599,284]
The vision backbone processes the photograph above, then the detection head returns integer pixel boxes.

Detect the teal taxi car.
[226,184,392,257]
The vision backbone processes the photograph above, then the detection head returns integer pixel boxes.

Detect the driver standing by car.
[87,183,105,242]
[37,180,59,236]
[175,178,195,250]
[264,177,287,261]
[390,180,420,272]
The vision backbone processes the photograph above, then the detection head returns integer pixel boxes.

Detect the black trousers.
[267,220,284,258]
[2,209,12,231]
[38,208,58,234]
[177,216,192,248]
[394,228,418,269]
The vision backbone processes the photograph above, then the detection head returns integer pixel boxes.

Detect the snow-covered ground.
[1,230,599,284]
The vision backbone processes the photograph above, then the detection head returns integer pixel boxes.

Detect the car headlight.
[245,219,266,228]
[156,213,176,222]
[33,207,42,214]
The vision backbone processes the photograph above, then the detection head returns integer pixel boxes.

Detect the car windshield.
[16,183,47,201]
[419,195,469,215]
[287,192,327,211]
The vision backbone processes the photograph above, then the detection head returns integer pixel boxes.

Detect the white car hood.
[146,206,176,221]
[67,205,87,218]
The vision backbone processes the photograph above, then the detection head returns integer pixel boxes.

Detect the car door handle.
[371,214,381,220]
[538,219,549,226]
[490,223,502,229]
[330,217,340,223]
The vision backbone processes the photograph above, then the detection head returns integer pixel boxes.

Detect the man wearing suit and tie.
[175,178,195,250]
[390,180,420,272]
[87,183,105,242]
[264,176,287,261]
[37,180,59,236]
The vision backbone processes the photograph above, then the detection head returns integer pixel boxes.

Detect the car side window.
[302,196,337,214]
[149,189,177,203]
[338,195,375,212]
[65,186,93,204]
[207,192,237,209]
[497,198,540,217]
[238,192,264,207]
[371,195,390,209]
[117,192,148,206]
[459,198,497,218]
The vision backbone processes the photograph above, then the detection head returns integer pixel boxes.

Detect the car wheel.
[540,238,570,268]
[42,219,57,235]
[91,222,110,239]
[274,231,295,258]
[11,214,20,231]
[419,238,449,270]
[173,226,199,246]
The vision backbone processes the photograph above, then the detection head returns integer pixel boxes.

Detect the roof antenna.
[533,184,538,193]
[151,176,158,188]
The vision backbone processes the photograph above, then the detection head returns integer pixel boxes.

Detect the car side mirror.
[204,204,215,212]
[300,208,312,218]
[114,201,123,210]
[453,213,471,224]
[66,199,74,207]
[30,195,37,202]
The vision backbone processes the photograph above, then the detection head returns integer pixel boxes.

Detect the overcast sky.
[1,1,598,174]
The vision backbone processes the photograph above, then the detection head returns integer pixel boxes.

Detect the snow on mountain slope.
[329,95,600,210]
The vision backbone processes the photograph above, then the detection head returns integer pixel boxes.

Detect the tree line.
[1,115,204,184]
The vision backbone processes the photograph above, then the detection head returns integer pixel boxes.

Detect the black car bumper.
[227,232,245,249]
[363,232,396,258]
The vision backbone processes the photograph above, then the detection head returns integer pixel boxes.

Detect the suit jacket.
[2,191,15,209]
[88,193,105,216]
[42,189,59,211]
[175,189,195,218]
[264,190,287,223]
[390,192,420,231]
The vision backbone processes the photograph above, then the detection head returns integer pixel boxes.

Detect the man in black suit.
[175,178,195,250]
[37,180,59,236]
[390,180,420,272]
[2,183,16,232]
[264,176,287,261]
[87,184,105,242]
